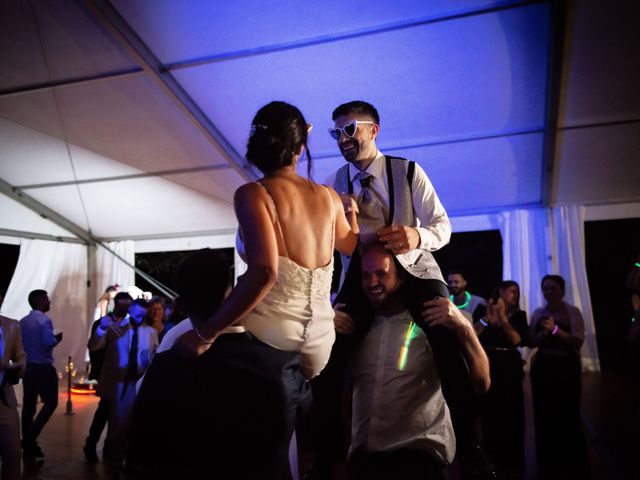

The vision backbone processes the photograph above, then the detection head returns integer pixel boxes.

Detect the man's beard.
[369,286,404,312]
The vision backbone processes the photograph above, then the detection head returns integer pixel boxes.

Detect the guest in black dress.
[529,275,589,480]
[475,281,528,479]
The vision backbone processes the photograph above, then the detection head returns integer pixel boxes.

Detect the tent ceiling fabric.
[0,0,638,244]
[113,0,527,65]
[0,194,75,239]
[0,0,138,92]
[559,0,640,127]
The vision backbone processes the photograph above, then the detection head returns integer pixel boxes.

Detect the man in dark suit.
[126,249,303,480]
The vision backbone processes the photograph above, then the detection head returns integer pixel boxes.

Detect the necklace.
[450,291,471,310]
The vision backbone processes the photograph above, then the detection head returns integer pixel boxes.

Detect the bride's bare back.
[236,173,355,271]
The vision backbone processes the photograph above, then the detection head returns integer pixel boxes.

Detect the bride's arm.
[174,183,279,355]
[330,187,359,256]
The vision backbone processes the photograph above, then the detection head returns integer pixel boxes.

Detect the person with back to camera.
[475,281,529,479]
[126,248,310,479]
[529,274,589,479]
[174,101,359,478]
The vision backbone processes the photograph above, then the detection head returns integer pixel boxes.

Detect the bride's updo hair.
[246,101,312,176]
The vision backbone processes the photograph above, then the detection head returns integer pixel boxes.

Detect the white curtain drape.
[551,205,600,372]
[498,208,550,370]
[498,208,549,317]
[1,239,89,372]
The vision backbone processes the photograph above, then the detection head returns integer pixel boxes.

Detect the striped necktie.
[354,171,386,244]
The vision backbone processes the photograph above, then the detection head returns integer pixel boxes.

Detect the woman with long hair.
[174,101,359,478]
[475,280,529,479]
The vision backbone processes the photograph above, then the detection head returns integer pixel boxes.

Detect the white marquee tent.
[1,0,638,372]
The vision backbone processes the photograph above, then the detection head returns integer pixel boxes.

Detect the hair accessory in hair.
[250,124,268,136]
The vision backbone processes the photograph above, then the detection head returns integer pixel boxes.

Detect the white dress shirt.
[326,151,451,268]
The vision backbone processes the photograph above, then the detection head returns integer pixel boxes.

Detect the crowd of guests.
[0,99,638,480]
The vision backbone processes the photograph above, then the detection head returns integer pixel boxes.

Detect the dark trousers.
[21,363,58,446]
[86,397,110,446]
[348,449,447,480]
[126,332,304,480]
[311,251,491,478]
[481,350,525,473]
[531,352,590,480]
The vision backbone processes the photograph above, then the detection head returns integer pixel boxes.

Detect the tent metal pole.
[79,0,257,183]
[0,228,84,244]
[0,177,177,299]
[0,177,93,245]
[0,69,144,98]
[96,242,178,300]
[15,164,232,191]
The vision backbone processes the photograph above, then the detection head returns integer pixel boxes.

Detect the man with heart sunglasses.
[307,101,496,480]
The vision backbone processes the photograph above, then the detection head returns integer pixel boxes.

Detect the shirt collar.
[116,314,133,328]
[348,150,385,183]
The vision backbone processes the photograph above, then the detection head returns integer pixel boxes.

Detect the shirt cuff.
[415,227,430,250]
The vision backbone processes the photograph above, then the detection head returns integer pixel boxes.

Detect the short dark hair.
[332,100,380,125]
[447,269,469,281]
[28,289,48,308]
[246,101,312,177]
[360,242,406,282]
[541,274,565,294]
[105,285,118,293]
[173,248,232,319]
[132,298,149,309]
[114,292,133,303]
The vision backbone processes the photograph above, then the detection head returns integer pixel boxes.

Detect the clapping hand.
[539,316,556,334]
[485,298,508,328]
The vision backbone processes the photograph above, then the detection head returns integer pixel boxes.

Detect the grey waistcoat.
[334,156,445,283]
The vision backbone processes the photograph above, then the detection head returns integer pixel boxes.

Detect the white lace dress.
[237,183,336,379]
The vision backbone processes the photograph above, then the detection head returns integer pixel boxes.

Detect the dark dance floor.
[17,370,639,479]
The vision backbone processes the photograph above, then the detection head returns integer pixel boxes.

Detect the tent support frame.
[79,0,257,183]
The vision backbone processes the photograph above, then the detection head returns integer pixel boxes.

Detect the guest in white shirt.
[19,289,62,461]
[88,293,158,477]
